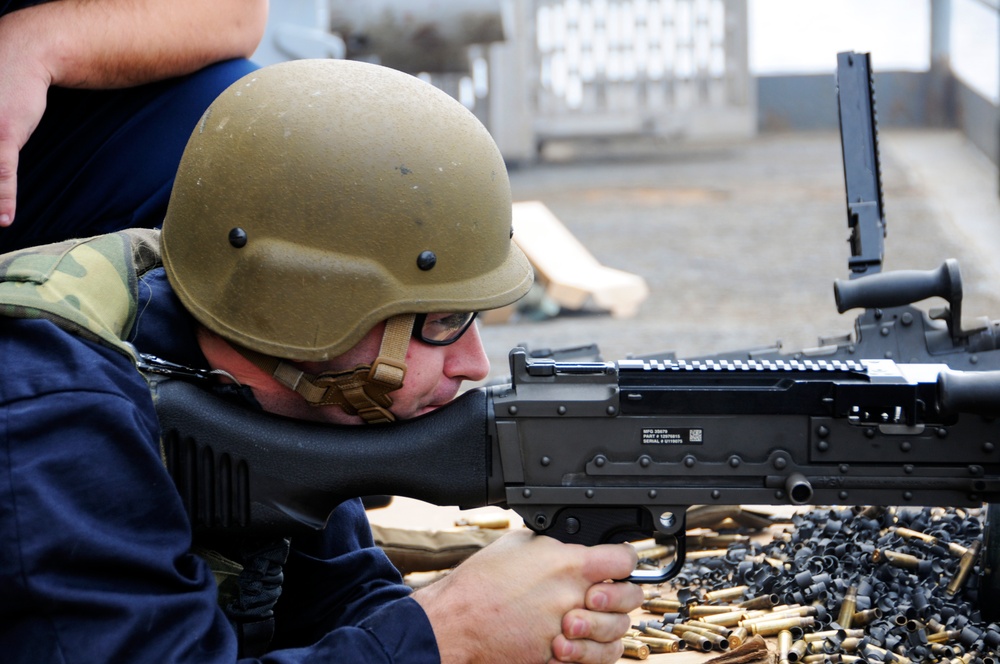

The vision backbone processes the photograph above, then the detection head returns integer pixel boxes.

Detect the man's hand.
[413,529,643,664]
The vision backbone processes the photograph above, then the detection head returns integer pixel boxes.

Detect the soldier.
[0,59,641,663]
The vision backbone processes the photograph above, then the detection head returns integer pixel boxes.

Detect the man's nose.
[445,321,490,382]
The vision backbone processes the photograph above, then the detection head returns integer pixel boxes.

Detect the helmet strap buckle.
[232,314,415,424]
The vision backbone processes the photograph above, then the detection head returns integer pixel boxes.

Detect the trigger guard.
[627,506,687,584]
[625,531,687,584]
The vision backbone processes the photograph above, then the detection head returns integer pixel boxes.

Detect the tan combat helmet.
[161,59,532,422]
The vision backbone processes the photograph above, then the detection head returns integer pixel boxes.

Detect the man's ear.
[196,326,257,382]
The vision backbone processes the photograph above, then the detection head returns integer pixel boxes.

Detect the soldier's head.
[160,59,532,423]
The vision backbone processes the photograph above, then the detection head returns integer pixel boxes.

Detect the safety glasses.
[412,312,479,346]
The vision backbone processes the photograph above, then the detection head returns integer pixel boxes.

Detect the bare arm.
[0,0,269,225]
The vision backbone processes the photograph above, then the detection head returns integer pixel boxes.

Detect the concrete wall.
[756,72,935,132]
[957,78,999,169]
[755,69,997,174]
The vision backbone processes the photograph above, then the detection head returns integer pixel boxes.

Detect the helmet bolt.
[416,250,437,271]
[228,227,248,248]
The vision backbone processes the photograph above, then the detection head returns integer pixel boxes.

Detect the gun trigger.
[625,531,687,585]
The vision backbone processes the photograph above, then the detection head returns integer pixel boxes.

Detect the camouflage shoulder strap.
[0,228,162,359]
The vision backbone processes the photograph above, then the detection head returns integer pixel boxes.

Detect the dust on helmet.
[161,59,532,422]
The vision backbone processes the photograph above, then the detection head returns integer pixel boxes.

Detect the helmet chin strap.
[234,314,415,424]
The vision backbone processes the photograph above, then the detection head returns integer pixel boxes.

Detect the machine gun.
[150,50,1000,610]
[151,350,1000,587]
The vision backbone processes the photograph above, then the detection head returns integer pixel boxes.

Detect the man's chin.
[412,400,453,418]
[409,387,462,419]
[412,405,439,419]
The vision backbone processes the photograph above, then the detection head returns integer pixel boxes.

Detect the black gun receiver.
[152,348,1000,586]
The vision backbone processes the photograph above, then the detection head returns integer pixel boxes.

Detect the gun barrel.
[938,369,1000,417]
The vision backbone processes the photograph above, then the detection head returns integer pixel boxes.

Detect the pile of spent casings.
[626,506,998,662]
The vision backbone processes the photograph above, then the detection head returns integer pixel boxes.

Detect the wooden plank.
[511,200,649,318]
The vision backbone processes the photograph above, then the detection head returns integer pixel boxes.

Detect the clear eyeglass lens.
[418,312,478,344]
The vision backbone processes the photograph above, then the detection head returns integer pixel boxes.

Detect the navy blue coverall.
[0,268,441,662]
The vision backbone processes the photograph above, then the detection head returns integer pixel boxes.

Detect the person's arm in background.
[0,0,269,226]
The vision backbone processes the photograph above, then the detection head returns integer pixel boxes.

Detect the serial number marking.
[642,428,704,445]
